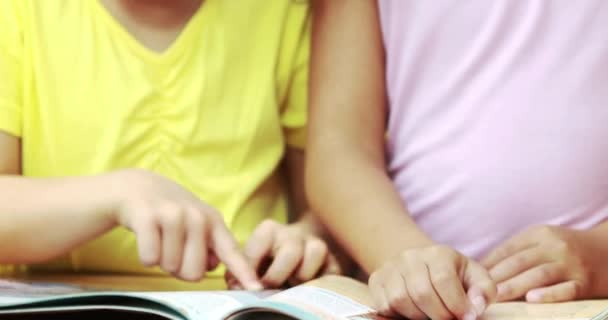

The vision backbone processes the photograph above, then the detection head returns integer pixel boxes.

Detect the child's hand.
[110,169,262,290]
[369,245,496,320]
[482,225,594,303]
[227,219,341,289]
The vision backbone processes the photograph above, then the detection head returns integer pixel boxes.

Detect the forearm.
[307,0,434,272]
[0,174,118,263]
[307,144,433,273]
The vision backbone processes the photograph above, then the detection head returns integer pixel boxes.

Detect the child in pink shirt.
[308,1,608,319]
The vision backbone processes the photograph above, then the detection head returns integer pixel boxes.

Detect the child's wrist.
[88,170,130,227]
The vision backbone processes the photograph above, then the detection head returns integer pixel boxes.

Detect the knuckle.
[163,213,183,228]
[158,202,181,216]
[553,240,570,255]
[399,250,415,261]
[158,205,183,225]
[400,248,428,262]
[430,245,457,260]
[186,208,204,225]
[428,244,445,255]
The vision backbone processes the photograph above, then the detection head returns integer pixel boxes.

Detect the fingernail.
[246,282,264,291]
[471,295,486,315]
[464,311,477,320]
[526,290,543,303]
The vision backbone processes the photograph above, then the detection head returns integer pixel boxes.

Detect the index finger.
[464,261,497,311]
[211,222,263,291]
[482,232,536,269]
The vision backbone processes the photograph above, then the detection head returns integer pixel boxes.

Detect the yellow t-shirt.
[0,0,310,284]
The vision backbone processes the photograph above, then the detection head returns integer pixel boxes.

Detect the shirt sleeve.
[0,0,24,137]
[279,5,311,150]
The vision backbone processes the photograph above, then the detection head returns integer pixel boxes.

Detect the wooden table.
[7,273,608,320]
[9,273,227,291]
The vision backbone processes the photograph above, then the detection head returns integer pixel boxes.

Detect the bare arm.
[286,147,355,272]
[0,131,120,264]
[0,130,260,287]
[306,0,433,273]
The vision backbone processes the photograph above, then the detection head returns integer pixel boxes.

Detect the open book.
[0,276,389,320]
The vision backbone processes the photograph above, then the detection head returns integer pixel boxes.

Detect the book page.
[0,279,274,320]
[266,284,375,319]
[302,276,375,307]
[260,276,394,320]
[0,279,83,296]
[0,279,85,305]
[137,291,271,320]
[482,300,608,320]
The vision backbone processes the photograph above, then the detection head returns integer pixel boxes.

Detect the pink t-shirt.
[380,1,608,260]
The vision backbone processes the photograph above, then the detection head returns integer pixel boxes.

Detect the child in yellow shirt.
[0,0,338,289]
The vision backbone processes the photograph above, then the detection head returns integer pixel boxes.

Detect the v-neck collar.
[91,0,207,64]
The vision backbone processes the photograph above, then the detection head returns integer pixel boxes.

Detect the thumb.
[463,261,497,317]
